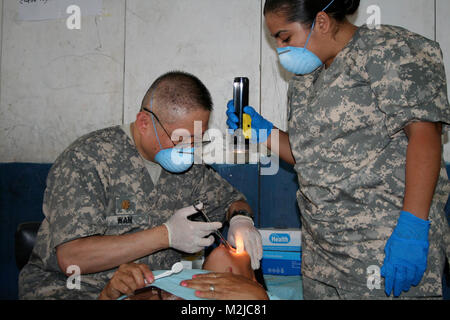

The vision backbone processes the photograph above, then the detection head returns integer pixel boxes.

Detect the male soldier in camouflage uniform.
[19,71,262,299]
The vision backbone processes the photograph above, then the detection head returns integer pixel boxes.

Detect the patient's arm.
[202,244,256,281]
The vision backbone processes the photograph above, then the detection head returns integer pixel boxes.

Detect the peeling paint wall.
[0,0,449,163]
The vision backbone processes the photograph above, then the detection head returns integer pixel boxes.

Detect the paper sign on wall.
[17,0,102,21]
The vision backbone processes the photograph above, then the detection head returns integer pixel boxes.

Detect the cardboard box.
[261,250,301,276]
[258,228,302,276]
[259,228,301,252]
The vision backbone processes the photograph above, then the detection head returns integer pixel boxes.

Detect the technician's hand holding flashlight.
[226,100,273,144]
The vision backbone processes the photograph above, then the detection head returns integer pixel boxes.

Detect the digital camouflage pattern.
[287,24,450,298]
[302,275,442,300]
[19,126,246,299]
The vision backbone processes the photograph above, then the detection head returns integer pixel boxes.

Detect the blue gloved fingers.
[380,238,391,279]
[380,211,431,297]
[381,263,394,297]
[226,100,239,122]
[413,244,428,286]
[380,263,386,278]
[226,102,237,115]
[226,100,235,112]
[226,100,239,132]
[243,106,274,144]
[404,266,415,292]
[393,265,407,297]
[226,102,239,122]
[226,118,239,130]
[243,106,257,117]
[227,112,239,124]
[381,240,394,297]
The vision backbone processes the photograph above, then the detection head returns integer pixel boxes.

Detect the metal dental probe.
[193,200,233,250]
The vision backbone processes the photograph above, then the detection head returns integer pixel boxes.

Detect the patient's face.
[202,244,255,281]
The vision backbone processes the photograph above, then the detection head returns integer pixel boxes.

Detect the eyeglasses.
[142,107,177,147]
[141,107,212,150]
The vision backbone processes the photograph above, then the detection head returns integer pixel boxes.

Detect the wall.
[0,0,449,163]
[0,0,125,163]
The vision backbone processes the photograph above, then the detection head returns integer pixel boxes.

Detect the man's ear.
[136,111,150,134]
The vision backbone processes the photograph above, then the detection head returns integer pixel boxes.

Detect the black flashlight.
[233,77,251,144]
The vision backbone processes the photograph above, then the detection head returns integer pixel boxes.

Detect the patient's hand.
[98,263,154,300]
[181,271,268,300]
[182,244,268,300]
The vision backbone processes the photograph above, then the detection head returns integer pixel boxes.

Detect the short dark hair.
[141,71,213,117]
[264,0,360,27]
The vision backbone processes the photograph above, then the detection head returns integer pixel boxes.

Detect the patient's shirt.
[18,126,246,299]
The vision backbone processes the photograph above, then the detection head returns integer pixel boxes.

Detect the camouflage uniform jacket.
[19,126,246,299]
[287,24,450,297]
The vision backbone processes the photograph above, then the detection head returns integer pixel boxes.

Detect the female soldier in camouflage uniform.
[228,0,450,299]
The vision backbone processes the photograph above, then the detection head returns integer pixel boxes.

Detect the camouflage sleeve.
[287,81,294,122]
[44,150,107,250]
[190,165,247,223]
[366,37,450,136]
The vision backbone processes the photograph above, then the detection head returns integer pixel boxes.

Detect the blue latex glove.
[226,100,273,143]
[380,211,430,297]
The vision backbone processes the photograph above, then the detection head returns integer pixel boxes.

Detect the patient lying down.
[203,243,256,280]
[99,244,268,300]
